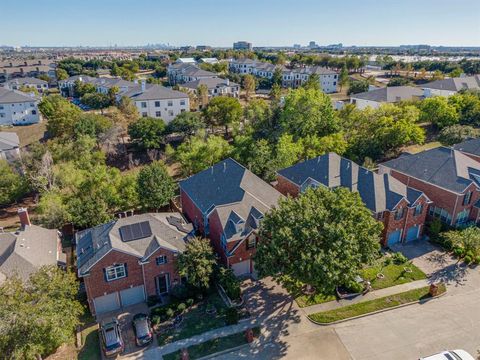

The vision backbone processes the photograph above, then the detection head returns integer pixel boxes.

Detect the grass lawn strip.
[308,284,446,324]
[295,261,427,308]
[360,262,426,290]
[78,324,101,360]
[163,327,260,360]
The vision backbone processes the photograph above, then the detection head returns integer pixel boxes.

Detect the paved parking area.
[97,303,156,359]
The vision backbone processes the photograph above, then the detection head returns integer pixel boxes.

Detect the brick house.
[276,153,431,247]
[379,146,480,227]
[179,158,283,276]
[75,213,193,316]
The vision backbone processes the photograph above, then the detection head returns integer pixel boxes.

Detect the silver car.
[132,313,153,346]
[100,318,124,357]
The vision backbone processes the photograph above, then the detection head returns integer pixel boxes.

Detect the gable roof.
[422,75,480,92]
[179,158,283,241]
[0,87,38,104]
[0,225,63,284]
[277,153,426,213]
[76,213,193,276]
[350,86,423,102]
[381,146,480,193]
[0,132,20,151]
[125,84,188,101]
[4,77,48,86]
[181,77,239,90]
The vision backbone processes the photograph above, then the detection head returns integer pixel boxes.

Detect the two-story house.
[3,77,49,93]
[180,78,240,109]
[276,153,431,246]
[179,158,283,276]
[379,147,480,227]
[0,87,40,125]
[76,213,193,316]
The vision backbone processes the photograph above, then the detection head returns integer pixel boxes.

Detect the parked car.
[132,313,153,346]
[100,318,124,357]
[420,349,475,360]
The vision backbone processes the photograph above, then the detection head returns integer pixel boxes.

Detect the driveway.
[97,303,156,359]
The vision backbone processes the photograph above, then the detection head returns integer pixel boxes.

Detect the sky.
[1,0,479,47]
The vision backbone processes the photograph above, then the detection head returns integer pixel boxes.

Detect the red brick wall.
[180,189,205,233]
[142,248,181,297]
[84,250,143,315]
[381,196,429,246]
[387,169,480,225]
[206,209,228,264]
[227,232,258,272]
[275,175,300,197]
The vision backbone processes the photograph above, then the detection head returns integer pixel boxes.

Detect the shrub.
[464,255,472,264]
[428,218,443,239]
[165,308,175,319]
[225,307,239,325]
[170,283,191,301]
[384,257,392,266]
[151,315,161,326]
[345,280,364,294]
[186,298,194,307]
[217,267,241,300]
[177,303,186,313]
[453,247,465,258]
[147,295,161,307]
[474,256,480,265]
[392,252,408,265]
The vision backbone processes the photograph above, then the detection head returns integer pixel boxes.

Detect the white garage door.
[120,285,145,307]
[232,260,251,276]
[93,292,120,314]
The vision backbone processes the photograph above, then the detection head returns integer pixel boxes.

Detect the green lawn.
[294,259,426,308]
[359,262,427,290]
[157,293,231,346]
[163,327,260,360]
[78,324,101,360]
[309,284,446,324]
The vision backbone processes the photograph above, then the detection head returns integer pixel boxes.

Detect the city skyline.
[2,0,479,48]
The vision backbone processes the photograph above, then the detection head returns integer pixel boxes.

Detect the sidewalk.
[302,279,430,315]
[139,317,261,359]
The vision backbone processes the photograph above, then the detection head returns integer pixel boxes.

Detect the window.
[0,113,4,118]
[0,105,3,110]
[456,209,470,225]
[463,191,472,206]
[414,204,423,217]
[156,255,167,265]
[105,264,126,281]
[394,208,405,220]
[168,110,174,116]
[376,212,384,220]
[155,101,161,107]
[168,101,173,106]
[141,102,147,108]
[155,111,161,117]
[142,112,148,117]
[247,237,256,249]
[180,100,186,105]
[31,110,37,115]
[30,103,34,107]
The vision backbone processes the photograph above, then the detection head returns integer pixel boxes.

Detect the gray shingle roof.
[277,153,425,213]
[0,225,63,284]
[381,146,480,193]
[4,77,48,86]
[453,138,480,156]
[0,87,38,104]
[76,213,193,276]
[422,75,480,92]
[126,84,188,101]
[0,132,19,151]
[179,158,283,241]
[350,86,423,102]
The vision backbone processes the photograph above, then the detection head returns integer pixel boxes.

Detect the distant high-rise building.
[196,45,211,51]
[233,41,252,51]
[293,44,301,49]
[308,41,318,49]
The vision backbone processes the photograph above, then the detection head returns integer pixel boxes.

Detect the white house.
[0,88,40,125]
[350,86,424,109]
[181,77,240,99]
[3,77,49,93]
[198,58,219,64]
[175,58,197,65]
[422,75,480,98]
[123,82,190,123]
[167,63,218,85]
[0,132,20,162]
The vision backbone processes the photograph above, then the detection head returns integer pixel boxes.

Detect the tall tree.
[280,87,339,139]
[137,161,176,210]
[128,117,166,149]
[255,186,382,294]
[303,74,320,91]
[177,238,216,291]
[419,96,459,128]
[39,95,82,138]
[203,96,242,136]
[242,74,256,100]
[338,65,349,92]
[0,161,28,205]
[166,112,205,137]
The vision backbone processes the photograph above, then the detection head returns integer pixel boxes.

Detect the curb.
[307,291,447,326]
[196,343,251,360]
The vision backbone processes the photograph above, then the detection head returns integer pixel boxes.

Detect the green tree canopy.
[177,238,216,291]
[419,96,459,128]
[280,87,339,139]
[137,161,176,210]
[438,124,480,146]
[255,186,382,294]
[347,80,369,95]
[80,92,111,110]
[0,266,83,359]
[39,95,82,138]
[0,160,29,205]
[165,111,205,137]
[203,96,243,136]
[73,113,113,139]
[128,117,167,149]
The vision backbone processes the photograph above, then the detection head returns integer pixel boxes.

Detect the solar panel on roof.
[119,221,152,242]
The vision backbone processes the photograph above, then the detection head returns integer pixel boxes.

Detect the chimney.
[226,78,230,86]
[141,80,146,92]
[18,208,31,228]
